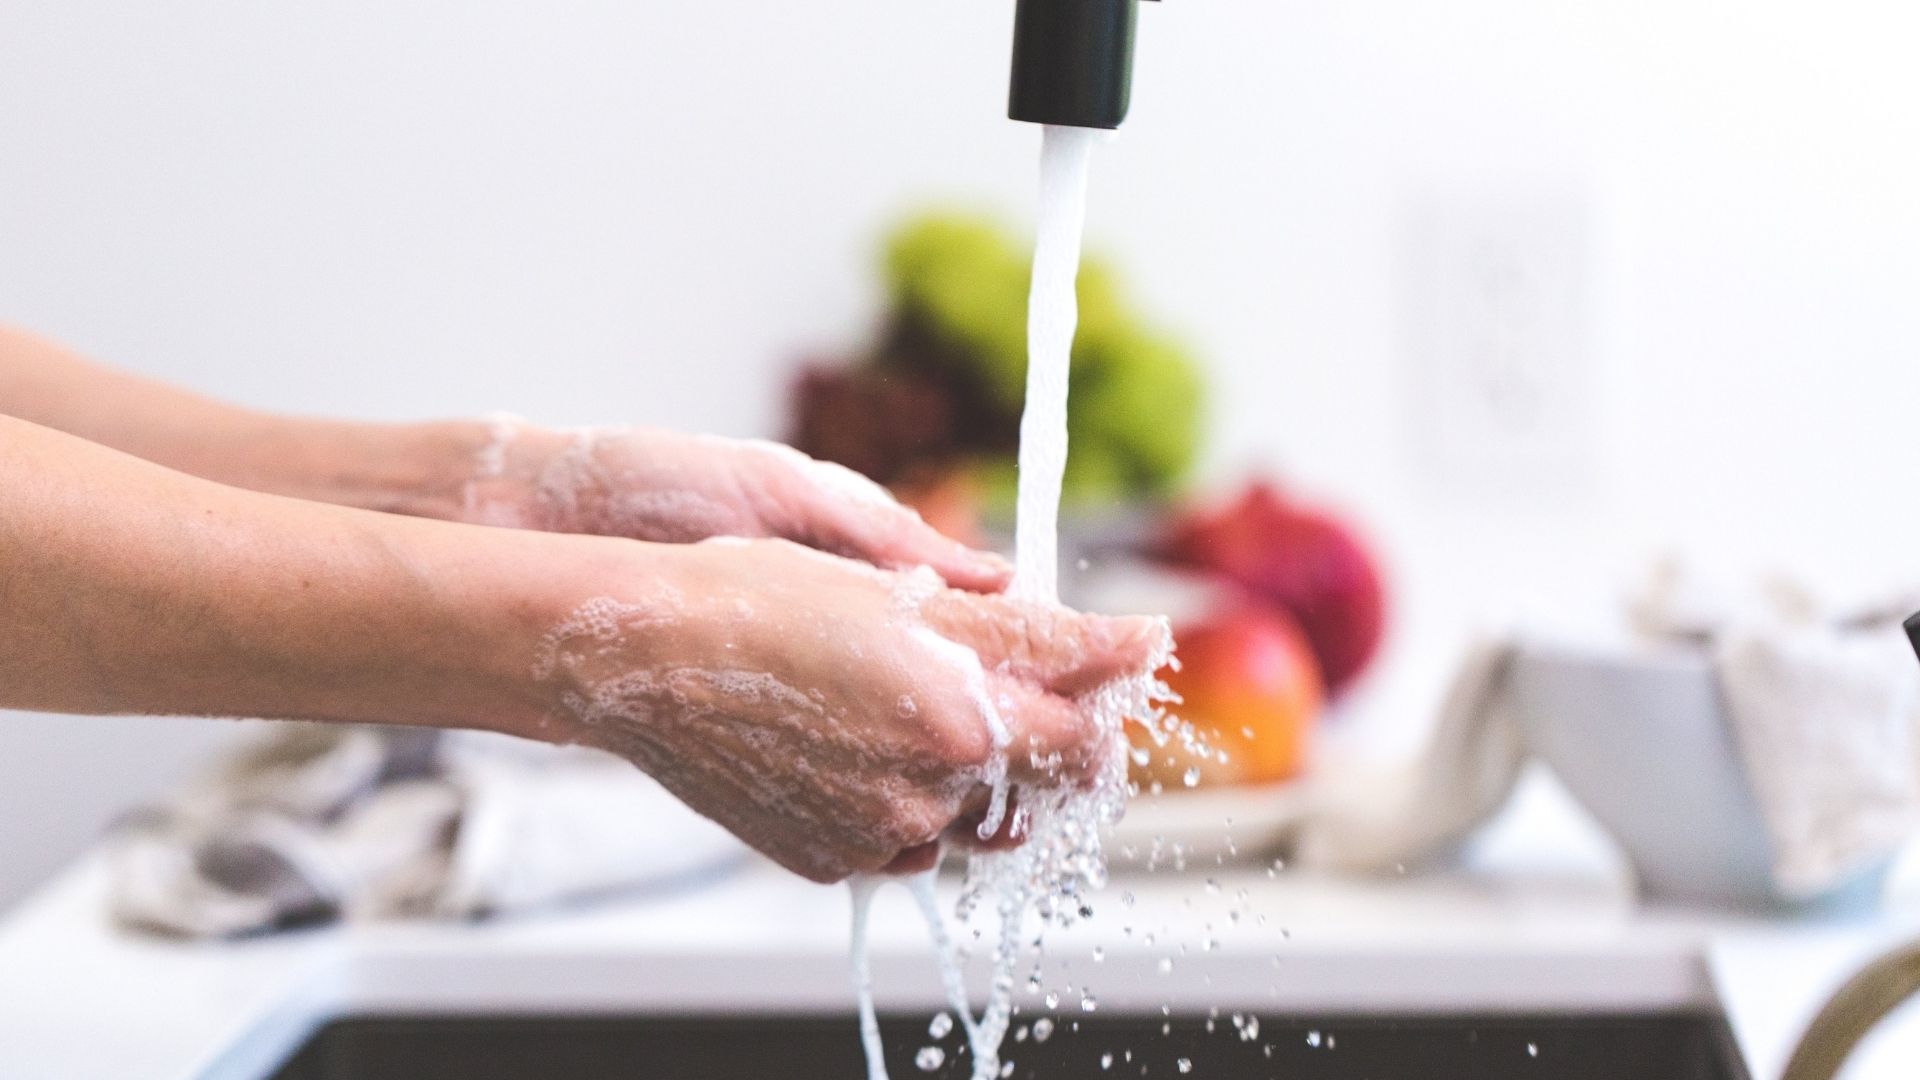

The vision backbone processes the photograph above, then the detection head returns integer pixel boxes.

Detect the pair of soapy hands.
[468,424,1161,883]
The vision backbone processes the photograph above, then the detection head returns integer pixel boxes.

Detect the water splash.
[849,124,1174,1080]
[849,877,889,1080]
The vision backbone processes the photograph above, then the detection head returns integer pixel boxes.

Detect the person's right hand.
[460,422,1011,593]
[532,538,1164,884]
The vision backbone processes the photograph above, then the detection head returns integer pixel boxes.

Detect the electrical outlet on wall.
[1399,182,1597,500]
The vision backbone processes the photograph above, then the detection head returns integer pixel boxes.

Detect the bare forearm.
[0,413,579,735]
[0,324,487,520]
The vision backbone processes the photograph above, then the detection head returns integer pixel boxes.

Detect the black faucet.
[1008,0,1158,130]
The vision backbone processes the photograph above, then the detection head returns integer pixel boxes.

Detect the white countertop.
[4,772,1919,1080]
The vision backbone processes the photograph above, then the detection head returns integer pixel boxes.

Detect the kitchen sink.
[268,1011,1751,1080]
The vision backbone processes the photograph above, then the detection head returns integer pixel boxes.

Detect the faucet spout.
[1781,939,1920,1080]
[1008,0,1158,130]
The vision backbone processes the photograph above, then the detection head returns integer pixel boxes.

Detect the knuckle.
[883,800,947,848]
[915,692,994,768]
[933,720,994,768]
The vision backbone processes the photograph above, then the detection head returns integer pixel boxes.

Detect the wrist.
[499,537,737,750]
[431,527,687,745]
[344,520,590,741]
[229,414,499,520]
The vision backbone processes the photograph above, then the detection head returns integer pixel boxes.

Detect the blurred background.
[2,0,1918,911]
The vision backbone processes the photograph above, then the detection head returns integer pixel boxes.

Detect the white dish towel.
[1634,565,1920,896]
[108,726,747,938]
[1297,564,1920,900]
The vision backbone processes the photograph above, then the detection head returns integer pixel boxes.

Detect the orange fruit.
[1136,605,1325,790]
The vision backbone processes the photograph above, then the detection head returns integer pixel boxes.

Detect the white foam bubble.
[473,411,525,481]
[531,596,655,681]
[889,565,947,618]
[907,624,1012,839]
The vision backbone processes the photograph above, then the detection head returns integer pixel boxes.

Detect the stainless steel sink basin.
[269,1011,1752,1080]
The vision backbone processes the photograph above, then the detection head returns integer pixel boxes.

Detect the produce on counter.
[1154,480,1387,696]
[784,211,1390,794]
[1134,605,1325,790]
[787,210,1204,514]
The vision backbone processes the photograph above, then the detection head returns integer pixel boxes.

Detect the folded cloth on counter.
[1290,641,1525,874]
[108,726,747,938]
[1634,564,1920,898]
[1293,562,1920,900]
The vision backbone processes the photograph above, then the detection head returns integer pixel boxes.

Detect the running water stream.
[1009,124,1099,605]
[850,125,1170,1080]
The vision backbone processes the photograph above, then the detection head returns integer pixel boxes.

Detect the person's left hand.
[528,538,1160,884]
[459,422,1011,592]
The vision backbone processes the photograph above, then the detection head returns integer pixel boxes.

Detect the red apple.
[1136,606,1324,789]
[1154,481,1386,695]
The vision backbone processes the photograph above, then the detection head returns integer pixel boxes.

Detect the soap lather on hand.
[0,323,1154,887]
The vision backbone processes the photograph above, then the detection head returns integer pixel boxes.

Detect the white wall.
[3,0,1918,909]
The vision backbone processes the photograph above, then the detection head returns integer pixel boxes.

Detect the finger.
[947,787,1029,852]
[881,841,945,876]
[988,675,1104,786]
[822,498,1013,594]
[921,593,1166,695]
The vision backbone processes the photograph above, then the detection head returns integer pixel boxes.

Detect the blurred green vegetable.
[792,209,1206,508]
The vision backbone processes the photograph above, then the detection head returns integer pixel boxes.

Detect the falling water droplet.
[1032,1018,1055,1043]
[1100,1052,1114,1070]
[928,1013,953,1039]
[916,1047,946,1072]
[1307,1030,1323,1048]
[1527,1043,1539,1058]
[1176,1058,1193,1074]
[1182,767,1201,788]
